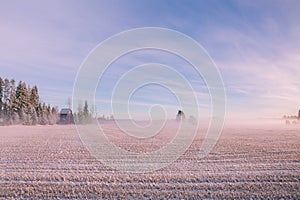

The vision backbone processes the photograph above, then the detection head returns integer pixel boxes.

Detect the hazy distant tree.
[74,100,92,124]
[83,100,88,116]
[176,110,185,121]
[30,104,38,125]
[23,105,31,125]
[36,103,42,121]
[83,100,92,123]
[38,103,43,124]
[51,107,58,124]
[46,104,53,124]
[39,103,48,125]
[110,114,114,120]
[90,104,96,119]
[76,101,84,124]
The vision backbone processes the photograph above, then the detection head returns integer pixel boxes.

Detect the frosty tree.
[0,77,3,119]
[0,76,58,125]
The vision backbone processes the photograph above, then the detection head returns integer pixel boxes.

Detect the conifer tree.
[76,101,84,124]
[25,84,33,124]
[0,77,56,126]
[30,104,37,125]
[16,81,27,120]
[23,106,31,125]
[46,104,51,124]
[20,106,27,124]
[40,103,48,125]
[3,78,11,123]
[30,85,39,109]
[37,103,43,124]
[9,79,18,123]
[83,100,91,123]
[0,77,3,119]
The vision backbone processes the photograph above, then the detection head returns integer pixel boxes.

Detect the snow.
[0,121,299,199]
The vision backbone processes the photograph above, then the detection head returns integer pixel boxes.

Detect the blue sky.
[1,0,300,119]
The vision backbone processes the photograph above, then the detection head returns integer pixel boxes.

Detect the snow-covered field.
[0,122,299,199]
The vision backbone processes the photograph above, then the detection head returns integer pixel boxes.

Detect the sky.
[0,0,300,120]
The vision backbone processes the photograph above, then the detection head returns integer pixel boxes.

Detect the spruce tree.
[77,101,83,124]
[15,81,22,118]
[83,100,90,123]
[40,103,48,125]
[16,81,27,121]
[0,77,3,119]
[19,107,24,124]
[37,103,43,124]
[3,78,11,123]
[25,84,33,125]
[46,104,52,124]
[0,77,56,126]
[9,79,18,123]
[30,104,37,125]
[30,85,39,109]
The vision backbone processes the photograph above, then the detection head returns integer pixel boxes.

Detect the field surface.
[0,123,299,199]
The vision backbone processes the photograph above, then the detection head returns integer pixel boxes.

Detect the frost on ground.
[0,122,299,199]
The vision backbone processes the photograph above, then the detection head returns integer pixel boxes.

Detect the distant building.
[59,108,73,124]
[298,110,300,119]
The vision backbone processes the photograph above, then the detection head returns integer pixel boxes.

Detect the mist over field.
[0,119,299,199]
[1,0,300,199]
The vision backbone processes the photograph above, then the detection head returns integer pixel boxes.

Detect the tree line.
[73,100,114,124]
[73,100,93,124]
[0,76,58,125]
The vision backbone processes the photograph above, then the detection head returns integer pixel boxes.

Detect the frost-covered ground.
[0,122,299,199]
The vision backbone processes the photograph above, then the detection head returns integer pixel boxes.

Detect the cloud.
[1,0,299,118]
[188,0,300,118]
[0,0,135,109]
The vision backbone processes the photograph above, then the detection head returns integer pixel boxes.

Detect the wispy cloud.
[1,0,299,118]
